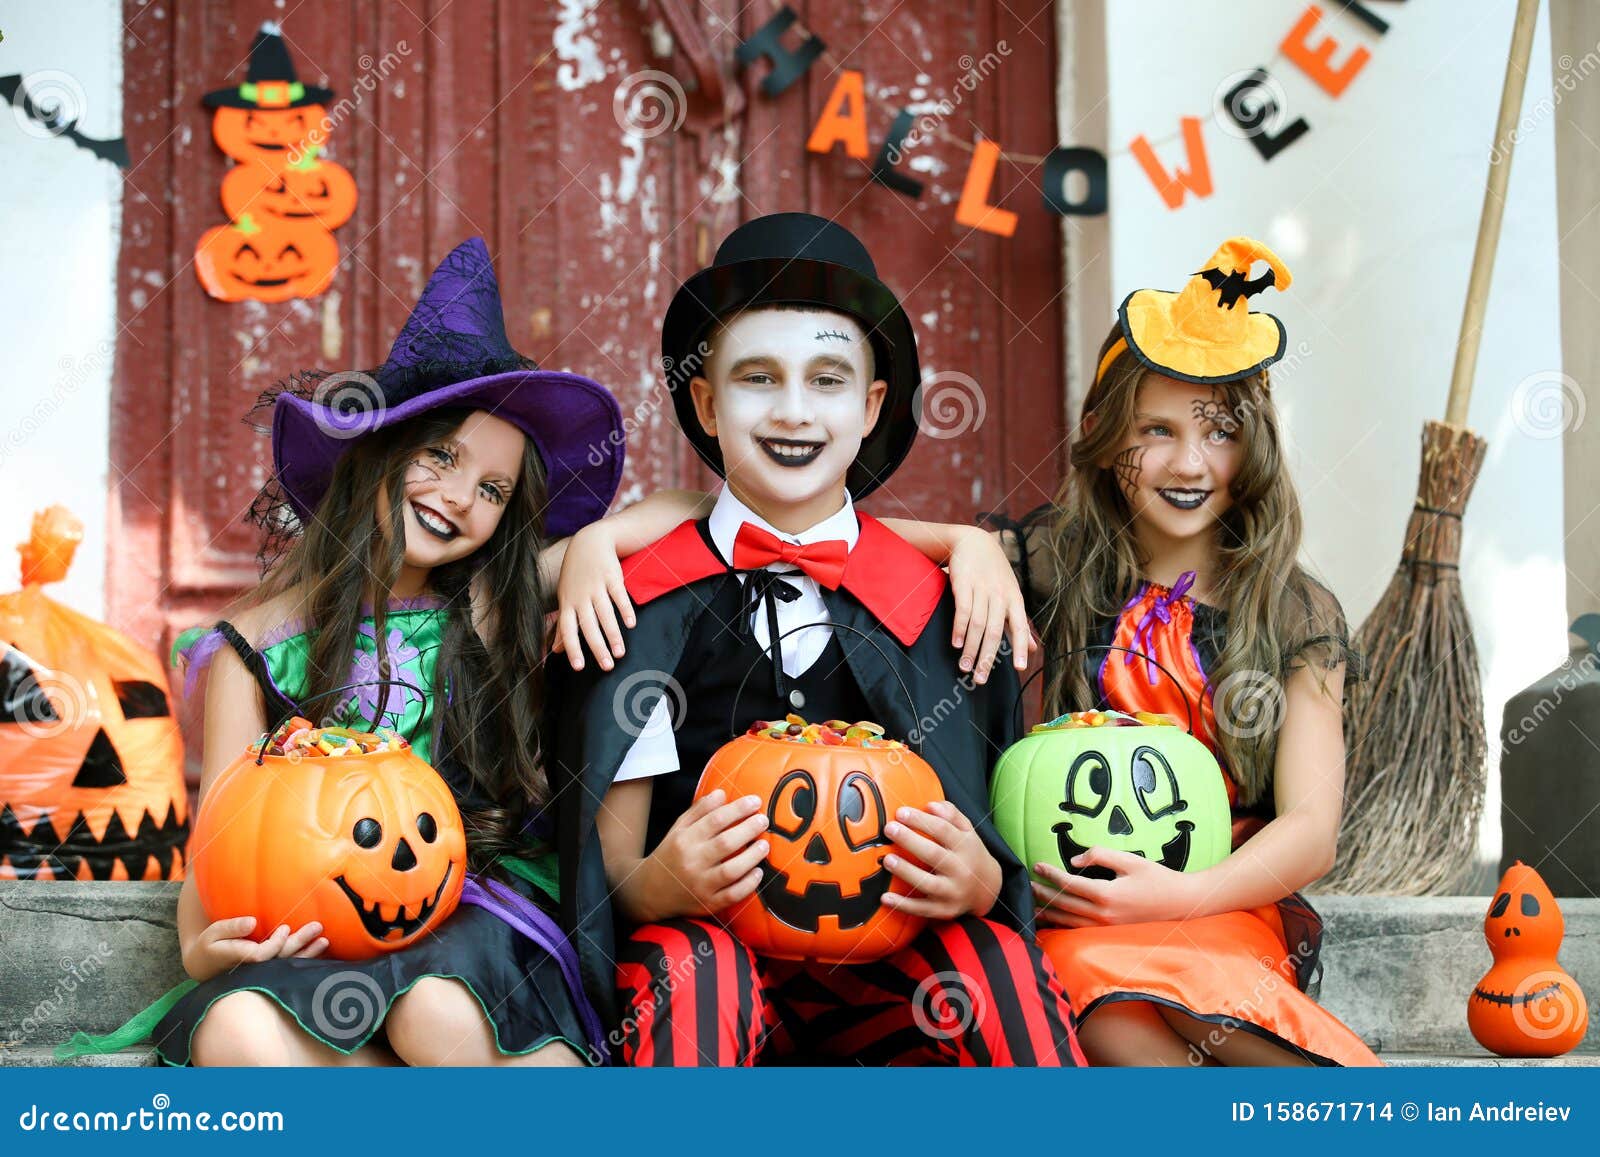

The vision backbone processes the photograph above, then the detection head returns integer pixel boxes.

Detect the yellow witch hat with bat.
[1097,237,1292,387]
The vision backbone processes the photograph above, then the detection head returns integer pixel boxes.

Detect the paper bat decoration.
[1197,265,1277,309]
[0,74,130,168]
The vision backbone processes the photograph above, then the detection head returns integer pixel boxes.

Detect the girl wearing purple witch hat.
[147,238,669,1067]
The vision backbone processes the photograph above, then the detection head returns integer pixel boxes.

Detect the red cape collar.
[620,514,947,647]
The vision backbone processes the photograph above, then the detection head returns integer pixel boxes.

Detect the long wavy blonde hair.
[1038,325,1351,806]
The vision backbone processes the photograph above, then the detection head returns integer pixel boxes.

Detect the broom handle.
[1445,0,1540,428]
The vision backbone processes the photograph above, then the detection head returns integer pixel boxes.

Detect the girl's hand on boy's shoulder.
[181,916,328,983]
[553,522,636,672]
[1031,850,1199,927]
[947,527,1033,683]
[880,800,1001,920]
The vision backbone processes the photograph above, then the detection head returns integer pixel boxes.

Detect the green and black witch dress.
[135,600,606,1066]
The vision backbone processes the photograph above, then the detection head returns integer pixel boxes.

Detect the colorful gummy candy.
[744,713,908,749]
[258,716,412,758]
[1030,708,1179,733]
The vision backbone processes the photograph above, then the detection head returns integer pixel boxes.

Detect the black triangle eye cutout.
[0,647,58,725]
[1490,892,1511,918]
[114,680,171,719]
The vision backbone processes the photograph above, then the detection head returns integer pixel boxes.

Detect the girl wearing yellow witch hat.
[984,237,1380,1066]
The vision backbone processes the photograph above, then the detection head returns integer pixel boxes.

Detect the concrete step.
[0,880,186,1060]
[2,882,1597,1065]
[1309,893,1600,1058]
[0,1045,157,1066]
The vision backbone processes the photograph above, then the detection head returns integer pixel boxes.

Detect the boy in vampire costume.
[554,213,1086,1066]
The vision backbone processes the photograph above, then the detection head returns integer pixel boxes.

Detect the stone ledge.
[4,883,1597,1062]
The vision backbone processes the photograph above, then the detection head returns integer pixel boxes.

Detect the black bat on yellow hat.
[1197,265,1277,309]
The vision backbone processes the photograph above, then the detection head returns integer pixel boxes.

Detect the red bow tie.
[731,522,849,589]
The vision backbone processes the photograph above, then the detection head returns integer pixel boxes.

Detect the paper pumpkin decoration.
[209,105,327,167]
[192,739,466,960]
[1467,861,1589,1057]
[990,710,1232,881]
[220,150,357,229]
[694,723,941,962]
[0,507,188,881]
[197,23,353,304]
[195,213,338,303]
[202,23,332,164]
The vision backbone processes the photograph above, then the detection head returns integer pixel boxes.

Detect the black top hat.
[202,22,334,110]
[660,212,921,499]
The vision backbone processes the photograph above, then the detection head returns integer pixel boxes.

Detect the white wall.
[0,0,124,617]
[1104,0,1566,861]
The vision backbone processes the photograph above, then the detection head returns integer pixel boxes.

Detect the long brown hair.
[246,407,551,867]
[1040,325,1352,806]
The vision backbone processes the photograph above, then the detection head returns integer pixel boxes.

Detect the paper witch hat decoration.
[202,21,334,110]
[1098,237,1293,387]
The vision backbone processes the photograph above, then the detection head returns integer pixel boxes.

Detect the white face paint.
[690,307,887,533]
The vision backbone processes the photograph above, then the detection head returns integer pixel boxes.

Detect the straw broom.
[1320,0,1539,896]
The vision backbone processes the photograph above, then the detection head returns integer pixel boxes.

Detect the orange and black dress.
[988,508,1380,1067]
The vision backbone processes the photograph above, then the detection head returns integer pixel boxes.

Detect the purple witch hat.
[270,237,624,537]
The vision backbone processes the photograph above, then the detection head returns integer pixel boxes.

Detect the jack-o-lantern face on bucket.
[0,569,188,882]
[989,712,1232,882]
[195,214,338,303]
[210,105,326,166]
[192,744,467,960]
[220,152,358,229]
[695,732,943,962]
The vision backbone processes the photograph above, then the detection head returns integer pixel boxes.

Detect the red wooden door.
[110,1,1066,782]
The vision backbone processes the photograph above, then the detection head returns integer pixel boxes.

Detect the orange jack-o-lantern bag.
[0,507,189,881]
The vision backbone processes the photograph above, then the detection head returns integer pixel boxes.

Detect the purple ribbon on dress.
[459,874,610,1063]
[1126,570,1197,686]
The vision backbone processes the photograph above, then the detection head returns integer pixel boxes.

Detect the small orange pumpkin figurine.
[195,213,339,303]
[191,729,467,961]
[1467,861,1589,1057]
[694,717,941,962]
[220,148,358,229]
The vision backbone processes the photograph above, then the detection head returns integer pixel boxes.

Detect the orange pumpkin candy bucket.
[691,624,943,964]
[190,685,467,961]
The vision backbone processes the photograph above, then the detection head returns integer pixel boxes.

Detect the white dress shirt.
[613,486,858,782]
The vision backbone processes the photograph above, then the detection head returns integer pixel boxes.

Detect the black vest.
[643,567,873,851]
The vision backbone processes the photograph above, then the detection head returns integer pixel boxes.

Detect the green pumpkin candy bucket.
[990,647,1232,882]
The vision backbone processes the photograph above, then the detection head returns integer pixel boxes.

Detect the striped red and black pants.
[616,916,1087,1066]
